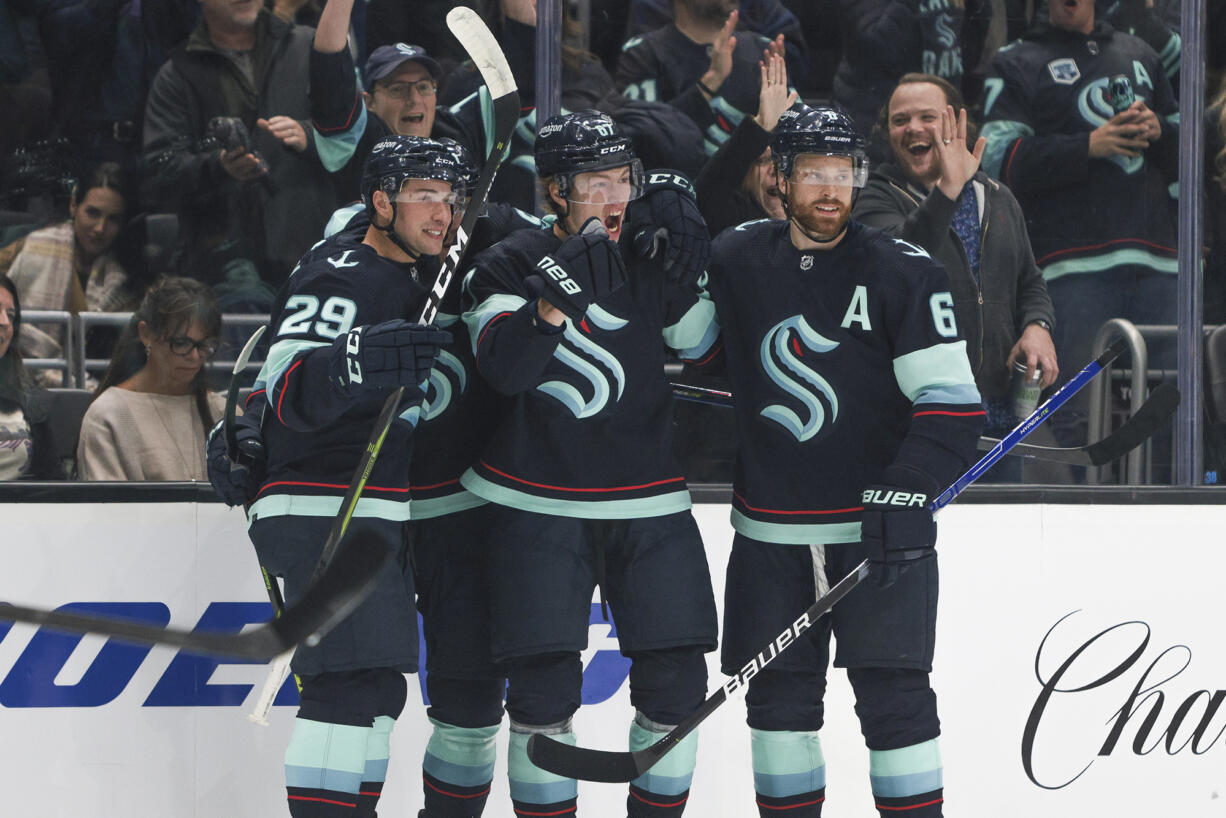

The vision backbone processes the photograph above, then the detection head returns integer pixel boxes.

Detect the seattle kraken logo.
[759,316,840,442]
[419,314,466,422]
[538,304,627,418]
[1077,65,1154,175]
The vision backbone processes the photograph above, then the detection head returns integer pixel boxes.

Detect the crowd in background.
[1,0,1225,483]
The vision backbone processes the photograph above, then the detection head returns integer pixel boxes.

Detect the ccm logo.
[862,489,928,507]
[722,611,812,696]
[537,256,582,295]
[647,172,694,195]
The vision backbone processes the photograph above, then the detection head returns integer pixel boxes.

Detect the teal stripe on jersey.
[464,293,530,353]
[708,94,746,129]
[423,719,498,787]
[262,337,328,398]
[912,383,983,406]
[629,720,698,796]
[663,296,719,360]
[461,469,692,520]
[363,715,395,784]
[247,493,412,523]
[1041,247,1179,282]
[325,203,364,238]
[1160,35,1181,78]
[751,728,825,797]
[980,119,1035,180]
[508,730,578,805]
[893,341,977,405]
[410,491,488,521]
[284,718,368,793]
[313,101,367,172]
[730,508,861,545]
[869,739,942,798]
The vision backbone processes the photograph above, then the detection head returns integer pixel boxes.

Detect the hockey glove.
[859,484,936,587]
[528,218,627,321]
[207,415,266,507]
[329,319,450,401]
[625,170,711,289]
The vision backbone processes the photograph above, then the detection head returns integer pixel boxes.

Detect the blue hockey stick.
[930,336,1127,511]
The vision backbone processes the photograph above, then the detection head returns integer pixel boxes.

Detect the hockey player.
[703,106,984,817]
[245,134,456,817]
[460,110,719,818]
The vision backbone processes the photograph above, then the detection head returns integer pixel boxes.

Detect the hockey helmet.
[436,137,478,191]
[361,135,464,216]
[772,106,869,188]
[534,110,644,204]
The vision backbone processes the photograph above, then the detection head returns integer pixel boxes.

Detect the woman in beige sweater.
[77,277,224,481]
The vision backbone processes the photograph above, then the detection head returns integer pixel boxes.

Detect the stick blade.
[446,7,516,99]
[527,734,646,783]
[1084,382,1180,465]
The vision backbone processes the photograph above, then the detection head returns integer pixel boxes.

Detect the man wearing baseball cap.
[364,43,445,139]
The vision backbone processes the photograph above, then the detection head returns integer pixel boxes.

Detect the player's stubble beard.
[790,194,850,243]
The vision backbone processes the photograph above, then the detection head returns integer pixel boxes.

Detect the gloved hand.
[528,218,628,321]
[625,169,711,289]
[207,415,266,507]
[859,484,936,587]
[329,319,450,400]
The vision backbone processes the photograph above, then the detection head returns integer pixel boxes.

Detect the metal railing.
[20,311,269,388]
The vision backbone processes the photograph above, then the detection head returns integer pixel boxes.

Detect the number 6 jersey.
[705,219,985,545]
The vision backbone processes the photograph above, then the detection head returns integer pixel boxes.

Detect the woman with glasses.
[77,276,224,481]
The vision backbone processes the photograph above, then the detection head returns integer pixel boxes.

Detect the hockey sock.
[869,739,943,816]
[627,713,699,817]
[422,718,499,817]
[355,715,394,816]
[508,722,578,816]
[750,728,826,817]
[285,717,370,816]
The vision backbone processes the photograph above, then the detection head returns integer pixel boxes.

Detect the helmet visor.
[566,159,645,205]
[783,153,869,189]
[394,188,467,218]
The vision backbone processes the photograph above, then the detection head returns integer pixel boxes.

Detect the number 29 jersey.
[705,219,985,545]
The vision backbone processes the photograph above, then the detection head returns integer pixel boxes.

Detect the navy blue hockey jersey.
[461,228,720,518]
[706,220,984,545]
[980,21,1179,282]
[247,225,436,523]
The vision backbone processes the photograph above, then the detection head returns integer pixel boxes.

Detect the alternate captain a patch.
[1047,58,1080,85]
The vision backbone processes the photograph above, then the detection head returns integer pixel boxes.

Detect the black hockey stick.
[528,561,871,783]
[975,382,1180,466]
[0,530,390,661]
[529,341,1129,782]
[224,325,266,459]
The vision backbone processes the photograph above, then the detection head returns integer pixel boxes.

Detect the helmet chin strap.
[374,201,422,262]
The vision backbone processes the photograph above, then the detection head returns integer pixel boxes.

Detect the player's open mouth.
[423,228,444,238]
[401,113,425,126]
[816,204,840,213]
[604,210,623,233]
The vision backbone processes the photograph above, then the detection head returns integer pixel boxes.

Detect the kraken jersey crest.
[759,315,840,442]
[537,304,628,418]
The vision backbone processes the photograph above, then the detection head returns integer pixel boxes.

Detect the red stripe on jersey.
[629,790,689,808]
[912,409,986,418]
[287,794,357,808]
[312,90,364,134]
[756,796,826,810]
[734,492,862,516]
[876,797,945,811]
[477,312,513,353]
[1003,138,1023,187]
[1036,237,1176,266]
[690,339,724,367]
[275,359,304,424]
[409,478,462,491]
[256,480,410,497]
[244,388,266,407]
[480,461,686,493]
[513,808,576,816]
[424,779,492,799]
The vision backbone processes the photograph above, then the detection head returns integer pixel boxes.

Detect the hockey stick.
[528,340,1129,782]
[224,325,266,459]
[247,6,520,725]
[975,382,1180,466]
[671,351,1173,468]
[0,530,390,661]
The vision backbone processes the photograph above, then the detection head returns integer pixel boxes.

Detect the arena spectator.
[832,0,992,157]
[0,274,63,480]
[1024,0,1180,85]
[616,1,784,158]
[142,0,337,307]
[980,0,1179,458]
[853,73,1057,477]
[694,50,797,236]
[626,0,811,91]
[77,277,223,481]
[0,161,138,384]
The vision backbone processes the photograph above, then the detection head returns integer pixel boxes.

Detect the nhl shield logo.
[800,254,814,271]
[1047,58,1080,85]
